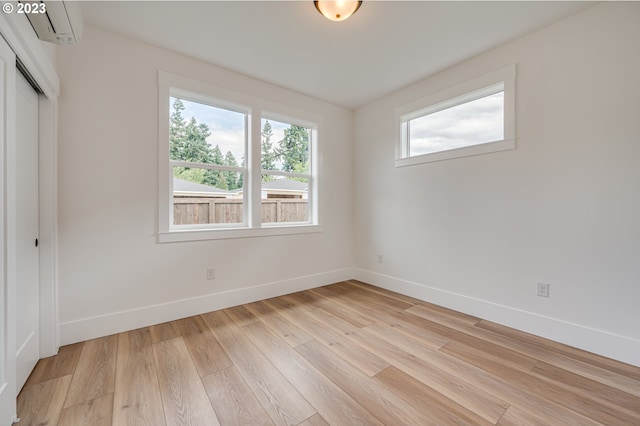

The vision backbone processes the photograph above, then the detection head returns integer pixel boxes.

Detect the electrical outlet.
[207,268,216,280]
[537,282,549,297]
[377,255,383,264]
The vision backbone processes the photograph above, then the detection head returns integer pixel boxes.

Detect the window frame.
[260,113,314,226]
[169,90,249,230]
[395,64,516,167]
[158,71,322,242]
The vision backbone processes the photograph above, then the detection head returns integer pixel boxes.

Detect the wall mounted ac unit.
[24,1,83,45]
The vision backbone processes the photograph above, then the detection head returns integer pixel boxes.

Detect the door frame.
[0,31,18,425]
[1,12,60,359]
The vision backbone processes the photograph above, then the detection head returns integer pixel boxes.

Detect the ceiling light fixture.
[314,0,362,22]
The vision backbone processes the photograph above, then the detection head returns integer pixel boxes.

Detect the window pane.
[261,118,310,174]
[173,167,243,225]
[170,97,245,168]
[261,176,309,224]
[409,91,504,156]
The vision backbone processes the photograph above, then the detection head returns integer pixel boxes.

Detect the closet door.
[0,35,17,424]
[15,69,40,392]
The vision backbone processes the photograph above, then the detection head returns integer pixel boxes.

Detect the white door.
[0,35,18,424]
[15,70,40,392]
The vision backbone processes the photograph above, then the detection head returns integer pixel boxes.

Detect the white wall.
[57,4,640,367]
[56,26,354,344]
[353,3,640,366]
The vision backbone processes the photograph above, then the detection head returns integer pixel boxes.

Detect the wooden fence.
[173,198,308,225]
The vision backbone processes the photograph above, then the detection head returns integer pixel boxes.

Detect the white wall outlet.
[537,282,550,297]
[207,268,216,280]
[377,254,383,264]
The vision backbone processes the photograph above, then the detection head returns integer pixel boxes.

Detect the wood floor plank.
[377,318,451,350]
[202,309,316,426]
[245,300,314,347]
[64,335,117,408]
[306,287,377,327]
[243,320,385,426]
[496,406,550,426]
[314,285,449,339]
[16,281,640,426]
[404,301,485,329]
[361,284,483,326]
[354,325,509,423]
[363,321,451,363]
[327,281,415,311]
[225,304,260,327]
[273,295,390,377]
[438,338,537,374]
[113,327,165,426]
[359,323,600,425]
[475,319,640,397]
[202,366,274,426]
[542,352,640,397]
[406,303,640,396]
[287,290,321,306]
[531,360,640,414]
[150,320,182,344]
[278,298,390,377]
[476,319,640,381]
[373,365,492,426]
[347,281,480,327]
[153,337,220,425]
[501,333,640,397]
[346,280,426,306]
[176,315,233,377]
[402,305,543,371]
[297,413,330,426]
[24,342,83,387]
[17,375,72,426]
[58,393,113,426]
[440,340,640,425]
[263,293,308,315]
[296,339,444,426]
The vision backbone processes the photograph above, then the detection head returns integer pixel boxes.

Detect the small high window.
[396,65,515,166]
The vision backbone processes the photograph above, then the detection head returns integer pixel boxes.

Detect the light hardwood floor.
[17,280,640,425]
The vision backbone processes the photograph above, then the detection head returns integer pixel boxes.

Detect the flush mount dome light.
[314,0,362,22]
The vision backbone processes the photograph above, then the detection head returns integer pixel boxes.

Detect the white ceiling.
[81,1,593,110]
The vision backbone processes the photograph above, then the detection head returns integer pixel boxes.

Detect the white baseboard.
[59,267,354,346]
[354,268,640,367]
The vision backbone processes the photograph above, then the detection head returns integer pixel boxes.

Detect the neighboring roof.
[262,179,308,191]
[173,177,308,195]
[173,177,234,194]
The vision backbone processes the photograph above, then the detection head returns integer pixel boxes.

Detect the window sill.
[395,138,515,167]
[158,224,323,243]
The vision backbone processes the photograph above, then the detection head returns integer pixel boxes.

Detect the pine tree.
[237,156,245,189]
[261,120,276,179]
[182,117,214,164]
[170,98,187,161]
[203,145,227,189]
[170,97,223,187]
[211,144,224,165]
[277,125,309,173]
[224,151,239,190]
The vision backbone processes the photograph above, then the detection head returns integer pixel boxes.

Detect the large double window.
[158,72,320,242]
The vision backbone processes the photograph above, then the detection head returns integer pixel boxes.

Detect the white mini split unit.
[24,1,83,45]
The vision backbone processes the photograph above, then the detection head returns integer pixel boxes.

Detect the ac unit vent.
[23,1,83,45]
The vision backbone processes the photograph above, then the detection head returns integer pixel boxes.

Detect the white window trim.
[158,71,322,243]
[395,64,516,167]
